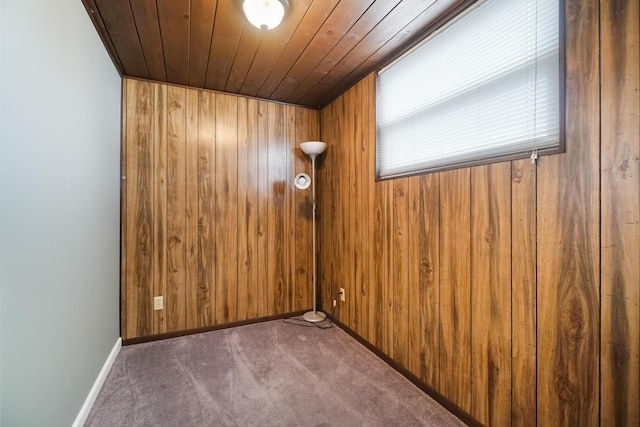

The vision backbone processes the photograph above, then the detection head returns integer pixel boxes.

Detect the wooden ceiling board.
[255,0,341,99]
[188,0,218,87]
[82,0,125,73]
[269,0,377,101]
[129,0,166,81]
[238,0,314,96]
[157,0,191,86]
[82,0,476,108]
[224,25,264,93]
[205,0,245,90]
[284,0,403,105]
[94,0,149,78]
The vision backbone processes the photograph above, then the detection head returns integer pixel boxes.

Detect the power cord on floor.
[283,289,343,330]
[283,316,334,329]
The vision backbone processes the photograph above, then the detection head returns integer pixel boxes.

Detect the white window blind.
[377,0,561,178]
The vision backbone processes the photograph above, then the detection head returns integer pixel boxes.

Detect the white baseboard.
[72,337,122,427]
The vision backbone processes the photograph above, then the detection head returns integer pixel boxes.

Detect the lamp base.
[302,310,327,323]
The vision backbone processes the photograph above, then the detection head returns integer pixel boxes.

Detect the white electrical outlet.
[339,287,346,302]
[153,296,163,310]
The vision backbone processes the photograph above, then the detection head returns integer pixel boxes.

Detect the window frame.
[374,0,566,181]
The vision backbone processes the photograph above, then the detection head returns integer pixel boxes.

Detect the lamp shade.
[300,141,327,157]
[242,0,287,30]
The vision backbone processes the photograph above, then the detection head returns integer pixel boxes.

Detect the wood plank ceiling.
[82,0,471,108]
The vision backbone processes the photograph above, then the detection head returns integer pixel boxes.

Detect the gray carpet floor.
[85,319,464,426]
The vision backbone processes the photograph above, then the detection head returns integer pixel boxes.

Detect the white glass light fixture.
[296,141,327,323]
[242,0,288,30]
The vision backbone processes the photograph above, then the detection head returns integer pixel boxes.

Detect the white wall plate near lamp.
[294,141,327,323]
[242,0,289,30]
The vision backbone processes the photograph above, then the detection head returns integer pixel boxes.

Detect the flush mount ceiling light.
[242,0,288,30]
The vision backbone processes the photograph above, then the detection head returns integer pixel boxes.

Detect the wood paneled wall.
[121,78,320,340]
[317,0,639,425]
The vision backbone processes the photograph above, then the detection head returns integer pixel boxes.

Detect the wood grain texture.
[537,0,601,424]
[267,102,287,315]
[204,0,243,92]
[152,83,168,335]
[197,90,216,327]
[214,94,239,324]
[470,163,512,425]
[156,0,190,86]
[285,106,296,313]
[188,0,217,88]
[129,0,166,81]
[439,168,472,413]
[256,0,341,99]
[93,0,148,78]
[392,178,410,368]
[256,100,270,318]
[166,86,187,332]
[122,79,319,339]
[120,80,128,338]
[511,159,537,427]
[237,97,260,321]
[600,0,640,425]
[123,79,154,339]
[184,89,199,329]
[413,173,440,388]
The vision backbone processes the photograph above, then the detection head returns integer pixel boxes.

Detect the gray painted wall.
[0,0,121,425]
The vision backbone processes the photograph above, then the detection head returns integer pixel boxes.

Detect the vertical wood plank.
[188,0,217,88]
[392,178,410,368]
[124,79,154,340]
[511,159,537,427]
[120,80,128,339]
[294,108,312,311]
[439,167,471,412]
[537,0,601,424]
[357,76,371,340]
[256,100,269,318]
[408,173,440,387]
[470,163,512,426]
[347,85,358,332]
[197,91,216,327]
[333,95,349,323]
[152,82,167,335]
[364,74,376,343]
[267,102,287,315]
[156,0,190,85]
[600,0,640,425]
[214,94,238,324]
[184,89,199,330]
[237,97,259,321]
[318,102,337,316]
[382,179,395,356]
[166,85,187,332]
[285,106,296,312]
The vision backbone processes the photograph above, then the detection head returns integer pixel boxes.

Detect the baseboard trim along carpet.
[72,337,122,427]
[122,310,309,346]
[326,313,482,427]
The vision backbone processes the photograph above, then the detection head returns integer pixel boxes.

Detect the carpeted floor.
[85,319,464,426]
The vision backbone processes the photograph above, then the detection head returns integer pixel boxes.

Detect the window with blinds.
[376,0,562,179]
